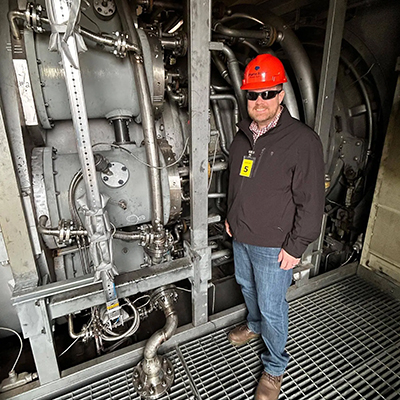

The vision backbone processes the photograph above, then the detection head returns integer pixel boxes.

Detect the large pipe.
[213,22,278,46]
[220,44,248,119]
[116,0,164,228]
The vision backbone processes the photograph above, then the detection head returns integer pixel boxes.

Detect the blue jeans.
[233,240,292,376]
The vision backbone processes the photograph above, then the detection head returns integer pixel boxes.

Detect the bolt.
[166,368,172,375]
[118,179,124,185]
[133,371,139,379]
[103,176,109,181]
[149,386,155,395]
[122,247,128,254]
[137,383,143,390]
[356,141,361,146]
[40,82,45,87]
[121,166,127,171]
[161,380,167,387]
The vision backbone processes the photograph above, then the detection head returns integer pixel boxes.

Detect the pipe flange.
[133,355,174,399]
[151,285,178,310]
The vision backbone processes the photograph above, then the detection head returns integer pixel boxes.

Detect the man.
[225,54,325,400]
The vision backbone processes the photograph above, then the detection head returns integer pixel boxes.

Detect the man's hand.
[278,248,300,270]
[225,220,232,237]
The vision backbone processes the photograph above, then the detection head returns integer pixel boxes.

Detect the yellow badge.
[240,158,254,177]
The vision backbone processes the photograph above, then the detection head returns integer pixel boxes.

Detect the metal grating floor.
[55,276,400,400]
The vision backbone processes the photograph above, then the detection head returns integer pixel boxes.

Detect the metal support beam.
[0,12,39,291]
[12,257,193,319]
[188,0,212,325]
[314,0,348,165]
[15,299,59,384]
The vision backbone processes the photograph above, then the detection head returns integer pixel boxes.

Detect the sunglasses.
[246,90,282,101]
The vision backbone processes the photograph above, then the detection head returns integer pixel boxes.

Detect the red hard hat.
[241,54,287,90]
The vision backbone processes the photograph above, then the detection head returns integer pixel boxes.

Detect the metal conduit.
[219,44,248,120]
[213,22,278,45]
[133,285,178,398]
[210,93,240,141]
[210,89,230,156]
[211,51,233,85]
[116,0,164,227]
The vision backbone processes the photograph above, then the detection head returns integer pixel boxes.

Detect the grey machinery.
[0,0,398,398]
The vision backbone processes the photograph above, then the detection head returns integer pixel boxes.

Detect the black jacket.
[227,107,325,258]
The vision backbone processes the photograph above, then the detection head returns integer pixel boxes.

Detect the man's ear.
[279,90,285,104]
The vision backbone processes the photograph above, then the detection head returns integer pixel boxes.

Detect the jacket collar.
[236,106,293,143]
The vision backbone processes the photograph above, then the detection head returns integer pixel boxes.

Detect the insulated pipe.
[227,7,318,126]
[116,0,164,228]
[220,44,248,119]
[113,230,142,241]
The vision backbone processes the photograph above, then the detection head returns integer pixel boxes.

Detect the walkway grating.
[55,275,400,399]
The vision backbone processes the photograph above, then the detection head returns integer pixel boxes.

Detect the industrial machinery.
[0,0,399,398]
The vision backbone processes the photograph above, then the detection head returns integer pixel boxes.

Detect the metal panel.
[361,60,400,282]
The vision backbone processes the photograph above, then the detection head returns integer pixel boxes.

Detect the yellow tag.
[240,158,254,177]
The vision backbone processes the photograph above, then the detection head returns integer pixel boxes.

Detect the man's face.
[247,85,285,128]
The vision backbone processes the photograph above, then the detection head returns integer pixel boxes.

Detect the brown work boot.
[255,372,283,400]
[228,324,260,346]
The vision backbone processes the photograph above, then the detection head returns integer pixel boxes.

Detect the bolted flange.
[132,355,174,399]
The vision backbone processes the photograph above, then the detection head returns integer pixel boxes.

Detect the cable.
[92,137,190,170]
[0,327,23,372]
[59,337,80,357]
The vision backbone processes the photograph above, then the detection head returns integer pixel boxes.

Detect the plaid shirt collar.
[249,105,283,143]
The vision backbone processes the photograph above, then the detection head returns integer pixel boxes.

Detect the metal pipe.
[213,22,278,46]
[113,230,142,241]
[210,89,229,156]
[136,0,183,11]
[7,10,25,40]
[211,51,232,85]
[211,249,231,260]
[211,93,240,142]
[112,119,131,144]
[218,44,248,119]
[208,193,226,199]
[37,215,87,237]
[133,286,178,398]
[68,314,88,339]
[117,0,163,227]
[216,172,226,214]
